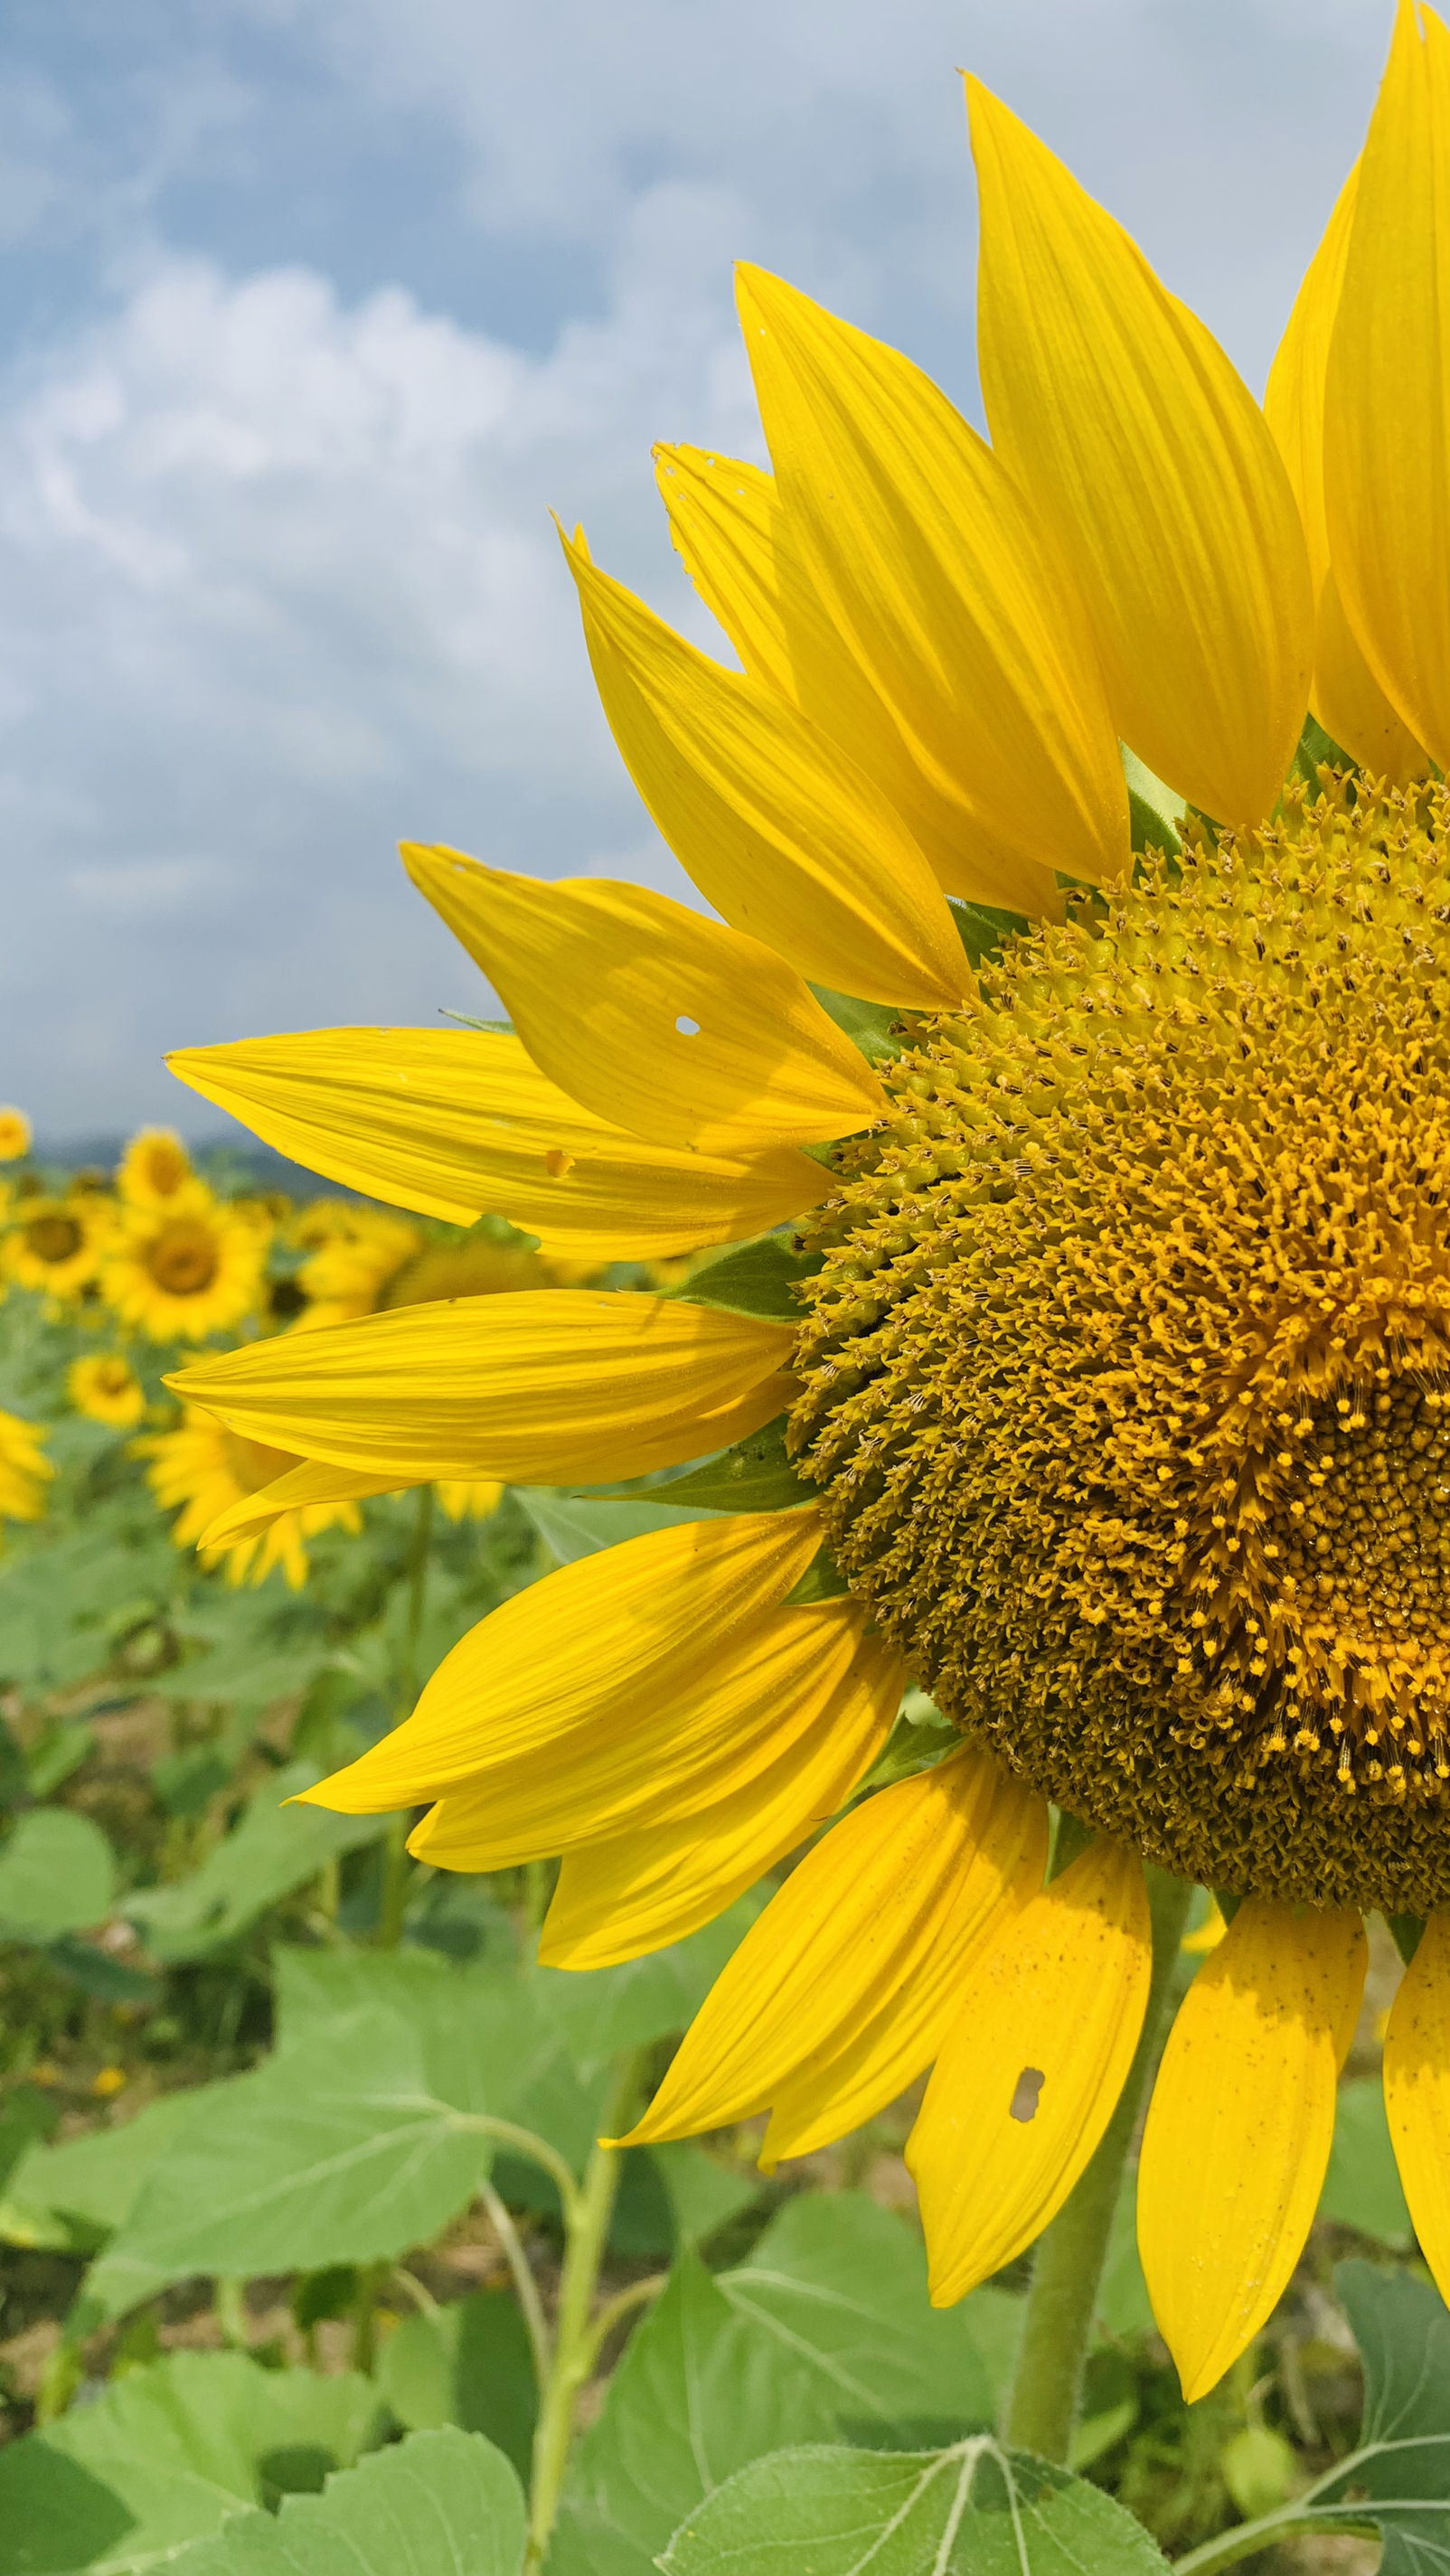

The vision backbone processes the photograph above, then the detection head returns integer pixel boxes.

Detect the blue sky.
[0,0,1398,1138]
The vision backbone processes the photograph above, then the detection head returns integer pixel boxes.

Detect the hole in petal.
[1009,2066,1046,2124]
[675,1015,701,1037]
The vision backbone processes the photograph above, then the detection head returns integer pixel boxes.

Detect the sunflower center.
[29,1215,81,1264]
[791,775,1450,1912]
[147,1222,219,1297]
[146,1143,189,1198]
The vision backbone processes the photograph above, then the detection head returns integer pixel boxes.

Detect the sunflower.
[137,1407,362,1588]
[116,1126,201,1212]
[293,1208,561,1331]
[0,1409,52,1534]
[435,1479,504,1523]
[101,1193,268,1343]
[68,1353,146,1430]
[165,10,1450,2403]
[5,1193,112,1301]
[0,1107,32,1162]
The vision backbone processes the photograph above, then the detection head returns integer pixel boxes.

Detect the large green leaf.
[0,2349,381,2574]
[0,1808,116,1941]
[0,1521,179,1694]
[378,2292,537,2483]
[0,2088,200,2252]
[1318,2077,1413,2249]
[528,1893,763,2072]
[121,1762,391,1961]
[550,2197,997,2576]
[656,2439,1172,2574]
[164,2428,526,2576]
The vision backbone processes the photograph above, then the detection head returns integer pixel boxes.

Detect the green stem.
[377,1815,411,1951]
[524,2052,645,2571]
[377,1484,436,1949]
[1006,1864,1194,2463]
[1172,2505,1378,2576]
[350,2259,389,2374]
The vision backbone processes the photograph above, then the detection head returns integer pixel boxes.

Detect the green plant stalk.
[1006,1864,1194,2463]
[350,2259,390,2374]
[524,2051,645,2571]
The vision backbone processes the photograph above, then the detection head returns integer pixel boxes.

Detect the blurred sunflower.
[0,1107,32,1162]
[6,1194,112,1302]
[68,1353,146,1430]
[137,1407,362,1588]
[165,8,1450,2403]
[434,1479,504,1523]
[0,1409,52,1534]
[116,1126,200,1212]
[102,1195,268,1343]
[294,1208,560,1330]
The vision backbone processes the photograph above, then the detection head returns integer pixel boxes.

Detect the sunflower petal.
[736,267,1126,908]
[906,1838,1152,2307]
[1383,1908,1450,2308]
[1324,1,1450,771]
[409,1597,870,1866]
[618,1748,1047,2151]
[560,531,968,1007]
[477,1638,905,1961]
[656,442,1060,919]
[199,1456,408,1547]
[402,847,888,1153]
[1137,1897,1367,2402]
[168,1290,796,1489]
[1264,161,1426,782]
[167,1027,828,1257]
[298,1509,822,1810]
[968,80,1311,828]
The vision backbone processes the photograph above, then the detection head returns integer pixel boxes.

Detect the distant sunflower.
[137,1407,362,1587]
[0,1107,32,1162]
[295,1210,557,1330]
[435,1480,504,1523]
[68,1353,146,1430]
[164,8,1450,2403]
[0,1409,52,1533]
[102,1195,267,1343]
[116,1126,200,1211]
[6,1194,111,1301]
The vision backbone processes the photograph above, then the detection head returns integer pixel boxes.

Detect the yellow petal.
[409,1596,869,1866]
[968,79,1312,828]
[618,1747,1047,2152]
[1324,1,1450,770]
[1264,160,1426,783]
[168,1290,796,1488]
[485,1637,904,1960]
[906,1839,1152,2307]
[199,1455,408,1548]
[1383,1908,1450,2307]
[736,267,1126,909]
[298,1509,822,1810]
[656,442,1059,920]
[167,1026,828,1258]
[1137,1898,1367,2402]
[560,530,968,1007]
[402,846,889,1153]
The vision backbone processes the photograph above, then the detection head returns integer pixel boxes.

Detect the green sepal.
[591,1416,812,1515]
[946,896,1029,967]
[808,984,913,1067]
[1292,710,1355,794]
[672,1230,822,1321]
[1128,788,1181,858]
[1045,1808,1096,1884]
[855,1688,957,1796]
[1120,745,1186,856]
[784,1545,851,1603]
[1211,1886,1243,1927]
[1386,1911,1425,1966]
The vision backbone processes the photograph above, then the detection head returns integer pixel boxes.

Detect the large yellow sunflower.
[165,7,1450,2405]
[5,1192,112,1301]
[100,1192,268,1343]
[0,1408,52,1534]
[137,1407,362,1588]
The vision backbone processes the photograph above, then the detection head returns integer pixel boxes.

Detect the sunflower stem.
[524,2049,645,2571]
[377,1482,437,1950]
[1005,1864,1192,2464]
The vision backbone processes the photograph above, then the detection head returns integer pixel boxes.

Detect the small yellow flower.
[0,1106,32,1161]
[91,2065,127,2099]
[68,1353,146,1430]
[116,1126,200,1212]
[137,1406,362,1587]
[101,1194,267,1343]
[0,1408,52,1529]
[5,1193,111,1301]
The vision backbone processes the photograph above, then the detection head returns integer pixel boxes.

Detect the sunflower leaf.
[156,2429,527,2576]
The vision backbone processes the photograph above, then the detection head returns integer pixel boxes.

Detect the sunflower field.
[0,1113,1436,2576]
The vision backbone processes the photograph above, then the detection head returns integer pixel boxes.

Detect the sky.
[0,0,1400,1142]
